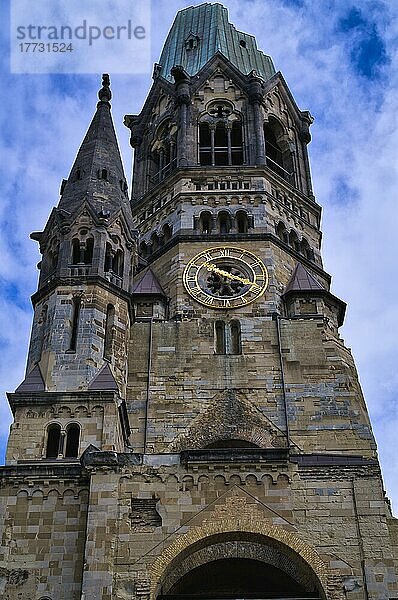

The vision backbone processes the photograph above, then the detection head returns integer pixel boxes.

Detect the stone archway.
[150,515,332,600]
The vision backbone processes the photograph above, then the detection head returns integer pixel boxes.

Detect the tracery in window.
[199,102,243,166]
[151,120,177,183]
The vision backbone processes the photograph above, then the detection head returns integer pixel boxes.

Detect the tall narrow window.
[84,237,94,264]
[199,119,243,166]
[214,124,228,165]
[215,321,226,354]
[230,320,242,355]
[104,304,115,360]
[264,118,293,182]
[69,297,81,352]
[218,211,231,234]
[231,121,243,164]
[236,211,248,233]
[46,424,61,458]
[72,239,81,264]
[215,321,242,355]
[112,250,124,277]
[199,123,212,165]
[199,211,212,234]
[104,243,113,272]
[64,424,80,458]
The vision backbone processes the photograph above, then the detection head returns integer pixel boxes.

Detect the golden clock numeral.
[186,276,196,283]
[222,299,231,307]
[204,297,214,305]
[203,253,213,261]
[220,248,231,257]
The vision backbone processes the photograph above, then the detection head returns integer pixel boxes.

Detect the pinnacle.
[58,74,130,221]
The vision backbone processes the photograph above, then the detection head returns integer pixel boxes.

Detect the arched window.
[140,241,148,257]
[69,297,80,352]
[46,424,61,458]
[72,239,81,264]
[236,211,248,233]
[150,233,160,253]
[215,321,226,355]
[162,223,172,243]
[199,119,243,166]
[264,117,293,181]
[289,230,300,252]
[104,242,113,272]
[300,238,313,260]
[152,120,177,183]
[276,222,288,244]
[230,320,242,355]
[64,423,80,458]
[215,321,242,355]
[84,237,94,264]
[104,304,115,361]
[218,211,231,234]
[112,249,124,277]
[199,211,212,234]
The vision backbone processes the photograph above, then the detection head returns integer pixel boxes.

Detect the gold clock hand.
[203,263,261,289]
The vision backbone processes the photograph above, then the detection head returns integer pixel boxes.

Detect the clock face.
[183,246,268,309]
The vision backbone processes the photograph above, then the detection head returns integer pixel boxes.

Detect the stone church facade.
[1,4,397,600]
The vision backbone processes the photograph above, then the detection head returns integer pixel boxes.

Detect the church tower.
[0,4,397,600]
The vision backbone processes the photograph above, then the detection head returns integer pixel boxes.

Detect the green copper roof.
[158,3,275,82]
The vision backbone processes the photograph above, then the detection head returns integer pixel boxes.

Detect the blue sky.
[1,0,397,511]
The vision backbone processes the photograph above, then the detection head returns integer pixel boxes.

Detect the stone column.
[227,122,232,165]
[171,66,191,168]
[248,71,265,165]
[299,110,314,199]
[210,124,216,166]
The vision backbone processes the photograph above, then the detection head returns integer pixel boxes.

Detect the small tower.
[6,76,134,464]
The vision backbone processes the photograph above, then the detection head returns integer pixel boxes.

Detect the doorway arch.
[151,521,330,600]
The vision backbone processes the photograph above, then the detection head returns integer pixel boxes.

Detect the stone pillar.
[171,66,191,168]
[248,71,266,165]
[299,110,314,199]
[210,124,216,166]
[227,122,232,165]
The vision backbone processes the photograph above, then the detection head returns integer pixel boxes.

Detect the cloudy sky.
[1,0,397,511]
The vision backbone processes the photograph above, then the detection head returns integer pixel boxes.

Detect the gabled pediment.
[168,389,287,452]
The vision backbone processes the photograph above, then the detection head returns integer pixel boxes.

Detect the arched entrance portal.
[154,533,326,600]
[161,557,319,599]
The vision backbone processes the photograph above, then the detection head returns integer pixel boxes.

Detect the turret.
[24,75,136,394]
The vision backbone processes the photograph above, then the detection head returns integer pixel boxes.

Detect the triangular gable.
[15,364,45,393]
[132,267,166,296]
[88,363,118,391]
[168,389,287,452]
[284,263,325,294]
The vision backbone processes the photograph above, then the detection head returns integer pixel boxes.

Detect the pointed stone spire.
[58,74,130,219]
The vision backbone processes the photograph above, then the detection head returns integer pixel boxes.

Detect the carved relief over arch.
[149,490,340,600]
[167,389,286,451]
